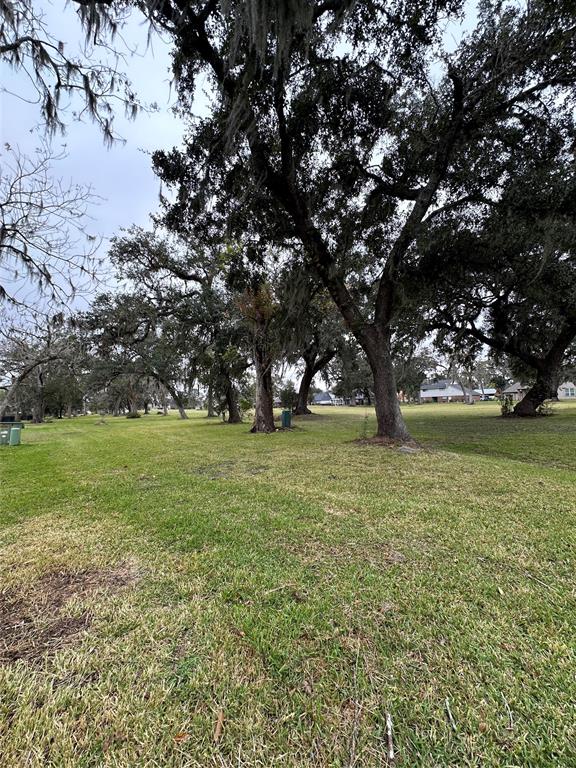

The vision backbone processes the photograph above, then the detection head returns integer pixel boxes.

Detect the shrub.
[500,395,514,417]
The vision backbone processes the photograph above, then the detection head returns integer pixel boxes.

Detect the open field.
[1,403,575,767]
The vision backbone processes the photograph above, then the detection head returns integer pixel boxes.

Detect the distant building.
[557,381,576,400]
[476,387,497,399]
[352,389,373,405]
[312,391,345,406]
[501,382,528,401]
[419,379,482,403]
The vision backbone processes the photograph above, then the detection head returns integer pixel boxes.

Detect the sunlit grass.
[1,403,575,766]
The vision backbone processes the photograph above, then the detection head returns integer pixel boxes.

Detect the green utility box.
[0,422,22,446]
[9,425,22,446]
[281,409,292,429]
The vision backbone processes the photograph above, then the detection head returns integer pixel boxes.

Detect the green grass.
[1,403,575,767]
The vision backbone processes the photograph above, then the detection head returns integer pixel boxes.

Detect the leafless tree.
[0,142,101,307]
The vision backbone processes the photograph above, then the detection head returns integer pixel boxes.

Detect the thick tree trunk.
[251,344,276,433]
[513,370,559,416]
[362,328,412,442]
[224,377,242,423]
[294,360,314,415]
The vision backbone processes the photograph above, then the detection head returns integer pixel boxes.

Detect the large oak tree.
[136,0,576,441]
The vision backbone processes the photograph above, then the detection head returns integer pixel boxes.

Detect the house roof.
[420,380,479,398]
[420,379,451,391]
[312,391,335,402]
[502,381,527,394]
[558,381,576,389]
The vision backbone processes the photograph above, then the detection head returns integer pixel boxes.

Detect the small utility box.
[9,425,22,446]
[281,409,292,429]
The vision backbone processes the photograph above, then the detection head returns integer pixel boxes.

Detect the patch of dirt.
[0,564,138,665]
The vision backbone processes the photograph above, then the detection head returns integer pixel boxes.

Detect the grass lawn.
[1,403,575,767]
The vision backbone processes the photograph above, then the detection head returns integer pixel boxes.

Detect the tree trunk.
[206,380,217,417]
[294,359,314,415]
[294,349,336,415]
[224,377,242,423]
[362,328,412,442]
[164,384,189,420]
[513,370,559,416]
[251,343,276,433]
[457,379,472,404]
[32,368,45,423]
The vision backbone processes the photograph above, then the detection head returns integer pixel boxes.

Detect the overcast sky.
[0,1,192,307]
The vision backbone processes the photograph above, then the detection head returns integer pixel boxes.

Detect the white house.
[312,391,345,406]
[558,381,576,400]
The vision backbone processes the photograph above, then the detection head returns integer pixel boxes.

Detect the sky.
[0,1,191,308]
